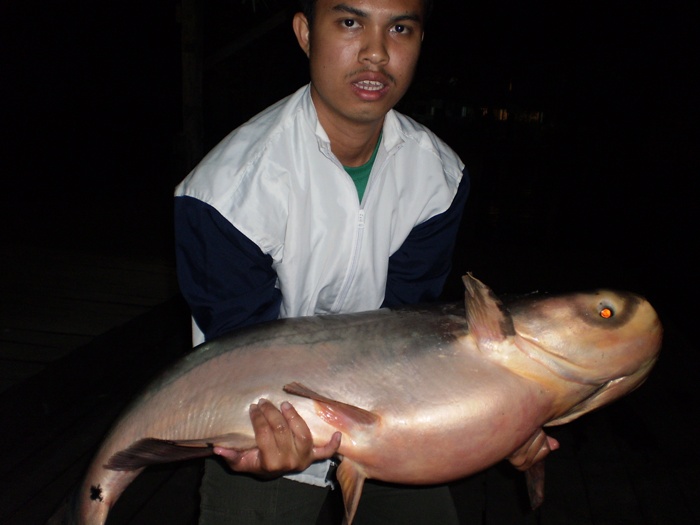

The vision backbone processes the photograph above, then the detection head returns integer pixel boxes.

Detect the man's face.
[294,0,425,130]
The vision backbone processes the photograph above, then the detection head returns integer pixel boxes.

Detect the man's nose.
[359,28,389,65]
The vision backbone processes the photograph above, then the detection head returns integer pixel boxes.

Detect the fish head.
[508,289,663,425]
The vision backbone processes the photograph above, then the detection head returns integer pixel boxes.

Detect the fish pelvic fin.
[336,459,367,525]
[105,438,216,470]
[463,273,515,347]
[283,382,381,432]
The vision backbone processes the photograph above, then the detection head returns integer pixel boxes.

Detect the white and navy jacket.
[175,84,469,346]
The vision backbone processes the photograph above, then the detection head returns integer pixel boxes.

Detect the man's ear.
[293,12,311,57]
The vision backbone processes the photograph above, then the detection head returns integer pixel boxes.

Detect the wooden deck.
[0,242,191,524]
[0,244,181,393]
[1,242,698,524]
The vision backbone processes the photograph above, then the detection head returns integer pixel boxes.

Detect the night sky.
[1,0,696,325]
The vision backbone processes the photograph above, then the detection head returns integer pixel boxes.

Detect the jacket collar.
[300,84,406,161]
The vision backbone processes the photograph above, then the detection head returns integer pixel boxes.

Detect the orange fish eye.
[600,307,613,319]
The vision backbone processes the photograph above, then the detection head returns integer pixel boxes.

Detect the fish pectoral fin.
[104,433,256,471]
[284,382,380,432]
[525,461,545,509]
[507,427,558,510]
[336,459,367,525]
[178,433,257,450]
[105,438,214,470]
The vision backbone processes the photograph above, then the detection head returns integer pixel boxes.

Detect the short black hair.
[298,0,434,28]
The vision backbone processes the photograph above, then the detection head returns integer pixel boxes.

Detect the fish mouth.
[546,355,658,426]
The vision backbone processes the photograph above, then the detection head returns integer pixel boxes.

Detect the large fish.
[52,274,662,525]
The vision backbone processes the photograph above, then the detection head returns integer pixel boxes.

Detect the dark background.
[1,3,698,523]
[1,0,697,327]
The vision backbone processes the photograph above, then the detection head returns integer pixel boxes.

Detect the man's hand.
[507,428,559,471]
[213,399,342,477]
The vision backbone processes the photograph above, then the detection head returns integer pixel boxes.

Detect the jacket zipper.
[332,209,365,313]
[330,140,400,313]
[331,135,400,313]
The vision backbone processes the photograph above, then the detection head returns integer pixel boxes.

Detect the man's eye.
[343,19,356,27]
[392,24,410,34]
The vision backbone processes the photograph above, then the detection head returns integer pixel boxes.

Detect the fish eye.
[599,307,614,319]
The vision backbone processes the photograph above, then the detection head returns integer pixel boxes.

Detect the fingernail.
[281,401,292,411]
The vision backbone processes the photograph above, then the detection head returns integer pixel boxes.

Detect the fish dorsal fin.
[336,459,367,525]
[463,273,515,348]
[283,382,380,432]
[104,433,256,471]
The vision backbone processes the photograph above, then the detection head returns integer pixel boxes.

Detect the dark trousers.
[199,458,460,524]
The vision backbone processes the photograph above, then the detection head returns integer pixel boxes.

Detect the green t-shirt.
[343,134,381,203]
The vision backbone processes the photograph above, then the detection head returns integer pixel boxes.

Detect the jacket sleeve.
[174,195,282,341]
[382,168,470,307]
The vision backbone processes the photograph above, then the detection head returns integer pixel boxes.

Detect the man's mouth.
[353,80,386,92]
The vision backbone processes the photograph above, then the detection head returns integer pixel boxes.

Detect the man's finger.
[213,446,244,464]
[216,447,266,474]
[313,431,342,460]
[251,399,293,452]
[280,401,313,445]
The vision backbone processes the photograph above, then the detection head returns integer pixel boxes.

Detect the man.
[175,0,469,522]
